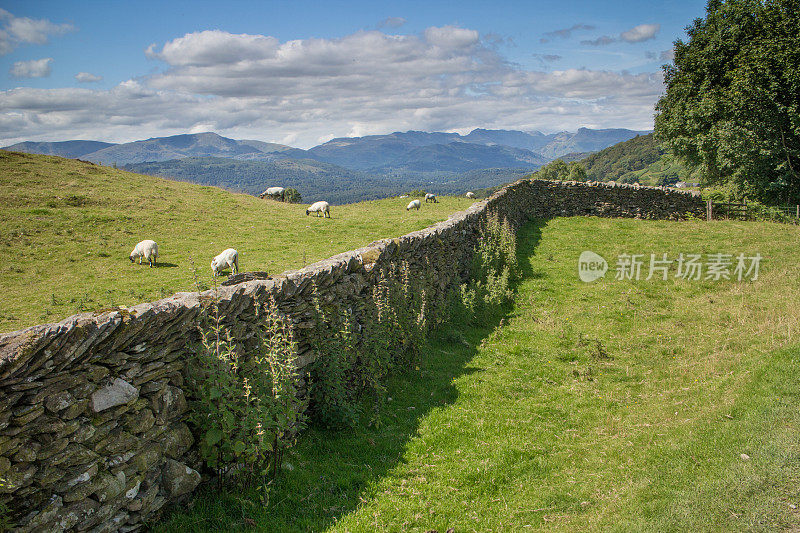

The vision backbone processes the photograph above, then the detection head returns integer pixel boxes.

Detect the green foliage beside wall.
[189,296,306,479]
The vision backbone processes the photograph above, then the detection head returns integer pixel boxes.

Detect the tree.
[536,159,570,180]
[282,188,302,204]
[568,161,587,181]
[654,0,800,204]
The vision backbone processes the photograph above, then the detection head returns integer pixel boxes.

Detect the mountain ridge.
[3,127,649,169]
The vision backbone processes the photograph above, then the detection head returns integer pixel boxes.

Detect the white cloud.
[0,26,664,147]
[582,23,661,46]
[540,23,595,43]
[75,71,102,83]
[581,35,616,46]
[0,8,75,55]
[10,57,52,78]
[620,24,660,43]
[378,17,406,29]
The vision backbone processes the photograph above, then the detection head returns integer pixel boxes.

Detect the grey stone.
[13,441,39,462]
[17,494,63,533]
[123,408,155,434]
[93,470,126,502]
[131,446,162,474]
[159,423,194,459]
[55,497,100,531]
[55,462,99,491]
[50,443,100,468]
[12,404,44,425]
[62,399,90,420]
[90,378,138,412]
[161,459,201,498]
[151,386,186,425]
[45,390,76,413]
[0,462,36,493]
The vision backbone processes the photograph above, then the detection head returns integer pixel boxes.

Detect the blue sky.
[0,0,707,147]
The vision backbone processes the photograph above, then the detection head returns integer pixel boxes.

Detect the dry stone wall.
[0,179,702,531]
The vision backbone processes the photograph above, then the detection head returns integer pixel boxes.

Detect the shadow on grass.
[155,219,547,532]
[155,262,179,268]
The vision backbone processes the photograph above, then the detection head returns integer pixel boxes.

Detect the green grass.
[0,151,474,332]
[625,152,702,186]
[157,216,800,532]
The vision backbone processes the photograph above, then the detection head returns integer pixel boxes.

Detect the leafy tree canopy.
[655,0,800,204]
[531,159,589,181]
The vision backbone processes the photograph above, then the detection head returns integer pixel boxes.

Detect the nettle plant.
[189,294,305,479]
[453,213,520,323]
[308,260,430,428]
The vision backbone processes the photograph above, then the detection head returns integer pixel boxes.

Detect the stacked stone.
[522,179,705,220]
[0,177,703,531]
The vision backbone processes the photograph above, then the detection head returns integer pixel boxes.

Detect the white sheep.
[259,186,285,199]
[406,199,421,211]
[306,201,330,218]
[425,193,438,203]
[466,191,476,199]
[211,248,239,277]
[129,240,158,267]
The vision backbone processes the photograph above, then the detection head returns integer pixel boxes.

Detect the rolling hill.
[0,150,475,332]
[123,157,533,204]
[4,140,116,159]
[579,133,701,185]
[3,128,648,202]
[536,127,651,160]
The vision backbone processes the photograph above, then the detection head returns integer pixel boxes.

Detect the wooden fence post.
[706,200,713,221]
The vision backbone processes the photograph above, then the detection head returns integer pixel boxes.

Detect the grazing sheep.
[406,199,421,211]
[425,193,438,203]
[306,200,330,218]
[129,240,158,267]
[259,186,285,199]
[466,191,476,199]
[211,248,239,277]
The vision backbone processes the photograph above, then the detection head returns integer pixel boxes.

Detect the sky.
[0,0,708,148]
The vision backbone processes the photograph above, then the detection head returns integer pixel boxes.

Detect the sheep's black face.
[305,210,309,215]
[129,256,134,262]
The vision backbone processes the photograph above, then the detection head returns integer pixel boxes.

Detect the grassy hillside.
[582,133,662,181]
[627,152,704,186]
[581,133,701,186]
[0,151,475,333]
[123,156,378,204]
[159,216,800,531]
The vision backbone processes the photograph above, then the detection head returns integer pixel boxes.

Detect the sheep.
[211,248,239,277]
[425,193,438,203]
[306,201,330,218]
[466,191,476,199]
[406,199,421,211]
[259,186,285,199]
[129,240,158,267]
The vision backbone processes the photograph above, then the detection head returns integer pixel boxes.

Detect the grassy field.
[0,151,474,333]
[157,216,800,532]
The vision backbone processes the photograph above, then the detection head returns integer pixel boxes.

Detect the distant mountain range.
[3,127,649,202]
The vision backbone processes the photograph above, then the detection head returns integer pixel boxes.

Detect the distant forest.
[528,134,700,187]
[124,157,532,204]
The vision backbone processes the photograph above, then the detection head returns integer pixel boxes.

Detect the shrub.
[189,294,305,479]
[450,213,520,324]
[282,188,302,204]
[308,261,430,428]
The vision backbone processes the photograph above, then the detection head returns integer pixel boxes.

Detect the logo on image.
[578,251,608,282]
